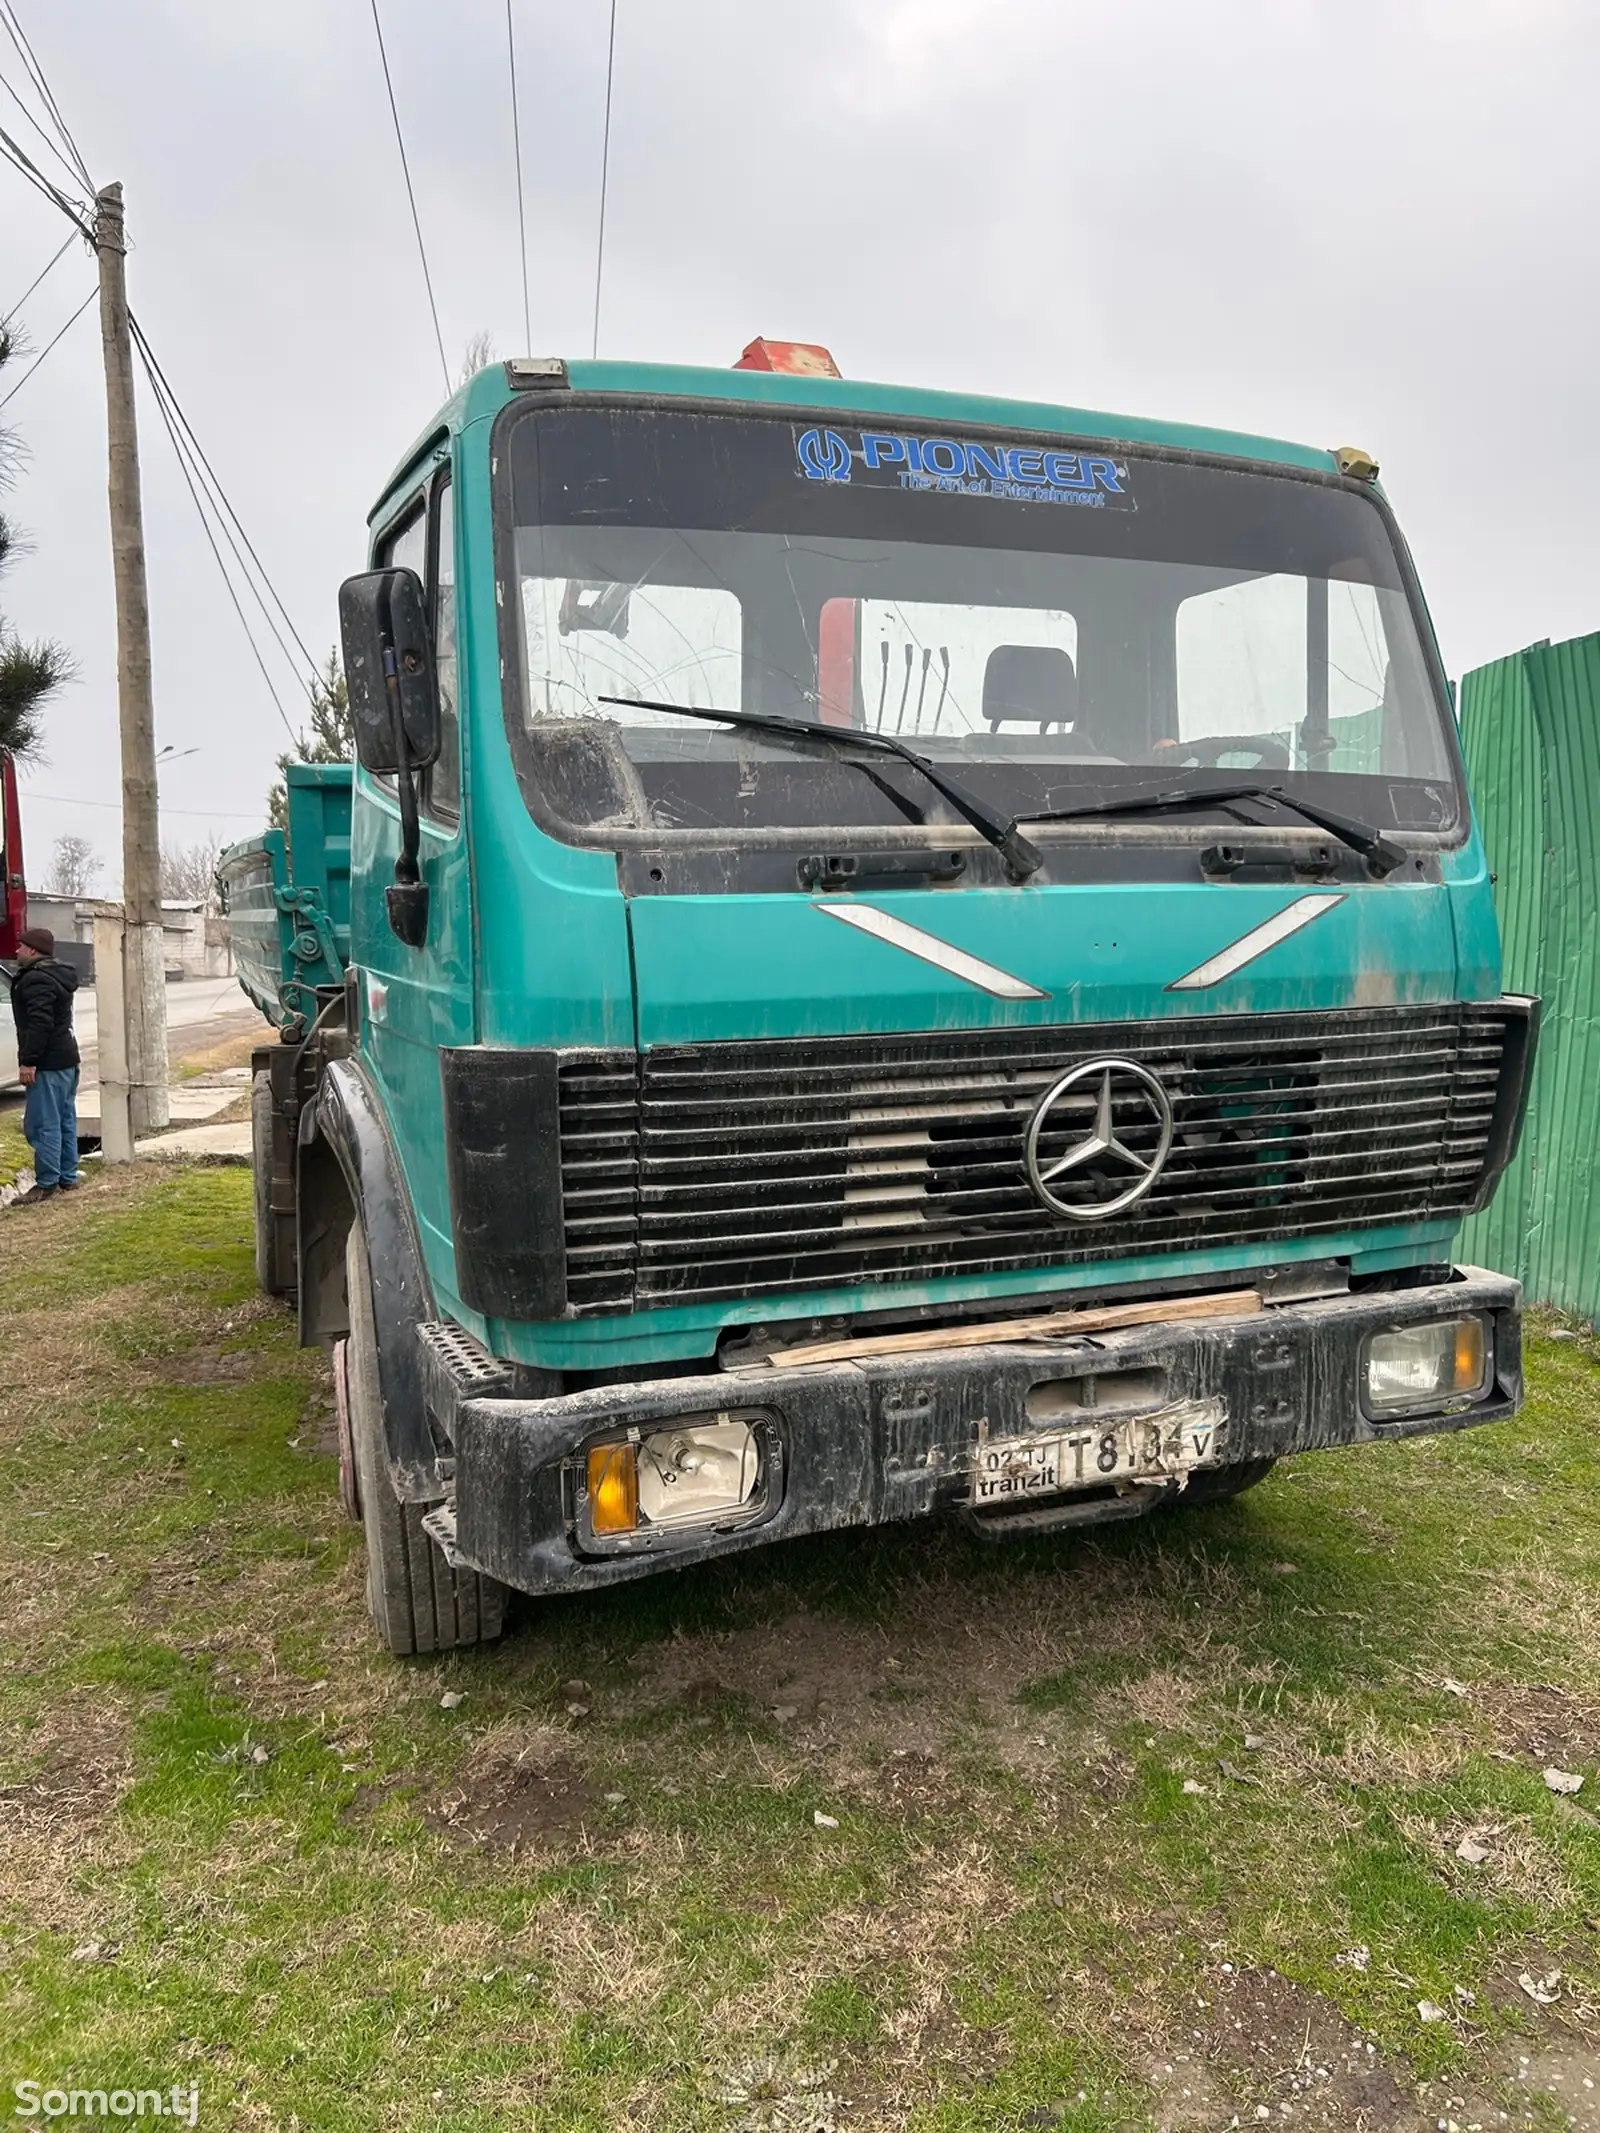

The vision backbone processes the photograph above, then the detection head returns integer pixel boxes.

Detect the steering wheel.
[1157,734,1292,770]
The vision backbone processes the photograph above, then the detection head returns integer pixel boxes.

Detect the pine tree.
[267,649,353,829]
[0,323,71,763]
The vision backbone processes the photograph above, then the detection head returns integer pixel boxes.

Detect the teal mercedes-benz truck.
[222,339,1536,1655]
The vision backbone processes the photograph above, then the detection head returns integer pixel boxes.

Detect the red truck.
[1,747,26,1086]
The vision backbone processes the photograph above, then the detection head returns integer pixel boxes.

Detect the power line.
[0,1,91,189]
[138,351,301,749]
[128,325,309,744]
[128,313,322,687]
[20,789,271,822]
[0,283,93,408]
[0,1,89,184]
[1,228,72,322]
[0,25,314,782]
[0,120,92,232]
[591,0,618,359]
[506,0,530,354]
[368,0,449,394]
[0,62,82,191]
[0,75,320,744]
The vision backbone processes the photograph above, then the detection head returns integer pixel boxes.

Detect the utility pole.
[93,181,168,1145]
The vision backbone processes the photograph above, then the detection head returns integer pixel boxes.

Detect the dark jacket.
[10,955,80,1072]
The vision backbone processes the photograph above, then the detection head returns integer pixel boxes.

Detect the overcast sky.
[1,0,1596,892]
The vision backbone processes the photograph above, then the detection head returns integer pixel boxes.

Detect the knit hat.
[18,926,54,956]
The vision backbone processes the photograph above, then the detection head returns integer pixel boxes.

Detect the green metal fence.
[1458,629,1600,1322]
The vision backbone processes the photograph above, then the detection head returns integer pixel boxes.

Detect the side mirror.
[339,568,440,774]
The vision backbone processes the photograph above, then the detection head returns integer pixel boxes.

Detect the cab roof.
[369,356,1341,525]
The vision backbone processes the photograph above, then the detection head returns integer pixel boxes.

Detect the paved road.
[2,976,264,1108]
[74,976,265,1085]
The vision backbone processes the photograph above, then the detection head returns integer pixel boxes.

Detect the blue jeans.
[23,1066,79,1189]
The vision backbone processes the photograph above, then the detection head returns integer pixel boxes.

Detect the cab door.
[352,457,475,1278]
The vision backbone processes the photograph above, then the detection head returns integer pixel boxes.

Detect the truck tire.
[344,1220,507,1656]
[1172,1456,1278,1508]
[251,1072,278,1296]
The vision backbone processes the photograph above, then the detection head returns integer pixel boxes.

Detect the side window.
[379,503,426,579]
[428,475,459,819]
[373,490,458,817]
[370,504,427,790]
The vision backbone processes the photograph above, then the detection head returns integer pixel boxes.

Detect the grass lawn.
[1,1164,1596,2132]
[0,1100,30,1190]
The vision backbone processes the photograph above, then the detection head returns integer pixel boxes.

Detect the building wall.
[22,897,234,983]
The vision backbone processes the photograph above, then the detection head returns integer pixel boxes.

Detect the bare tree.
[46,832,98,898]
[160,835,226,907]
[267,649,353,829]
[0,323,73,763]
[457,328,495,387]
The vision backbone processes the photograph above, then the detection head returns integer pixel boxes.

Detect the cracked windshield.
[507,407,1459,841]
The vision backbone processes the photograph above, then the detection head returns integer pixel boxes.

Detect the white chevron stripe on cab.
[1168,894,1347,991]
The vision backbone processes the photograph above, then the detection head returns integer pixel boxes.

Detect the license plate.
[969,1399,1225,1506]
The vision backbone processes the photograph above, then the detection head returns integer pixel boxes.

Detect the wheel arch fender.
[298,1056,449,1500]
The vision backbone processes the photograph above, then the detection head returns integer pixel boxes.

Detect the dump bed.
[219,763,352,1031]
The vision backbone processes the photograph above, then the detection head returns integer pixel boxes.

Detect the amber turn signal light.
[1455,1316,1486,1394]
[587,1442,639,1535]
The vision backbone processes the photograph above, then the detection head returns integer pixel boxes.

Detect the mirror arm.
[382,646,430,948]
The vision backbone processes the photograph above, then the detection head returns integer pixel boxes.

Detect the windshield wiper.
[598,696,1043,878]
[1019,781,1407,875]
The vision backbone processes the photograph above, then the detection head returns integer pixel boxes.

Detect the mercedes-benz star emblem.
[1024,1058,1174,1222]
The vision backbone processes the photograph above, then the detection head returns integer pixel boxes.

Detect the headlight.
[637,1421,762,1529]
[1363,1318,1489,1415]
[574,1410,777,1550]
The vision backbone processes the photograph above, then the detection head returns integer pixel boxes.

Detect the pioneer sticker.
[794,425,1135,510]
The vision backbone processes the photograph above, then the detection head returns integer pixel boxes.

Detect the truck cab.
[230,349,1534,1654]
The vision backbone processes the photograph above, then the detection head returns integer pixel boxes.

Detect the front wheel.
[344,1220,508,1655]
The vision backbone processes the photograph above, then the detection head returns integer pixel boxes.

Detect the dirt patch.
[1475,1681,1600,1774]
[1486,1938,1600,2023]
[167,1019,265,1078]
[0,1708,141,1931]
[1154,1967,1501,2132]
[339,1776,407,1827]
[869,1746,959,1819]
[431,1749,610,1852]
[160,1345,263,1387]
[1137,2049,1234,2130]
[299,1379,341,1459]
[634,1582,1073,1767]
[0,1723,132,1836]
[1509,2028,1600,2129]
[625,1555,1267,1817]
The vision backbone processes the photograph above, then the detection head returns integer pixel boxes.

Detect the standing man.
[7,926,81,1206]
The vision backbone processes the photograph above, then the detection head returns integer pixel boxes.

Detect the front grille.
[555,1004,1512,1315]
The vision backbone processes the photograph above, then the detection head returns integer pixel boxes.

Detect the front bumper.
[448,1269,1522,1596]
